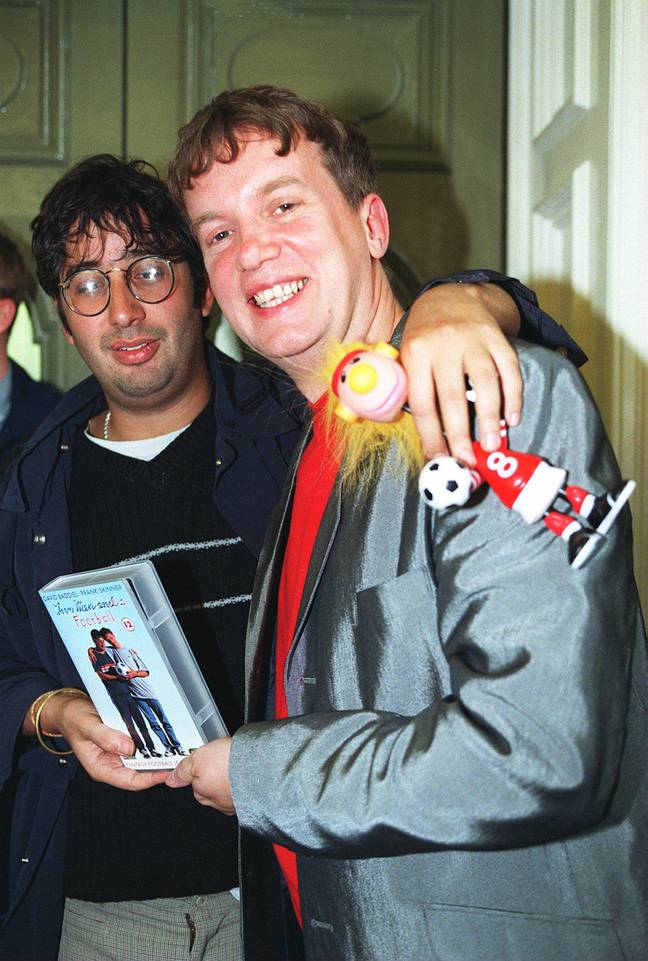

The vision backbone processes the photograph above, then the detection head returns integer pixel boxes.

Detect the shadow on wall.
[530,281,617,423]
[378,163,472,286]
[529,280,646,614]
[377,123,474,307]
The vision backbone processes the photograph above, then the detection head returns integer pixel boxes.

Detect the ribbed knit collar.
[74,397,216,478]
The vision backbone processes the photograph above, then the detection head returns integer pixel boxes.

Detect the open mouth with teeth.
[109,338,159,365]
[251,278,308,309]
[115,341,151,352]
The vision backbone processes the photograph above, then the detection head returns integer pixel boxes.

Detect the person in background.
[0,231,61,468]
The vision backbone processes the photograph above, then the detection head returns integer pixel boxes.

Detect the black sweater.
[64,402,257,901]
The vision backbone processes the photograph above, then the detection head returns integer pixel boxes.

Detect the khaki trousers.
[57,890,241,961]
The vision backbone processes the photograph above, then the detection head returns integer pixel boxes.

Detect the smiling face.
[60,226,213,426]
[184,134,400,397]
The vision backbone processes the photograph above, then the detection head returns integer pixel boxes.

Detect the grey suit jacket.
[231,342,648,961]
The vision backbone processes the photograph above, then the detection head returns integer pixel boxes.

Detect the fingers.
[462,348,503,454]
[495,344,523,428]
[464,341,523,452]
[399,280,527,464]
[409,402,449,463]
[400,322,524,464]
[430,355,475,466]
[399,321,478,464]
[402,348,447,461]
[123,770,170,790]
[401,334,477,465]
[86,758,169,792]
[70,734,170,791]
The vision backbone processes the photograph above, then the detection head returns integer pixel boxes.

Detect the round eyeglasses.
[58,256,176,317]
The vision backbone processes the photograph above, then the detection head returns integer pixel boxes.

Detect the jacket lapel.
[244,428,309,720]
[291,479,342,652]
[245,424,344,720]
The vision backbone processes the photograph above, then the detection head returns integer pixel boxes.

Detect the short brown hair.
[168,85,377,212]
[0,232,28,305]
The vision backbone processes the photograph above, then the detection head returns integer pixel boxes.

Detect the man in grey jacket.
[167,87,647,961]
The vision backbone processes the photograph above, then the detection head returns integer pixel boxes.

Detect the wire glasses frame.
[58,256,176,317]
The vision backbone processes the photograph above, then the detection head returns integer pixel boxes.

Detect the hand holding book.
[39,561,229,772]
[27,690,168,790]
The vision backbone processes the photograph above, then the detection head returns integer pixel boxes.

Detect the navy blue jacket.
[0,277,582,961]
[0,345,302,960]
[0,361,61,471]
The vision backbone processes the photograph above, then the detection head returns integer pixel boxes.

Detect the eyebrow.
[190,176,303,230]
[62,248,156,276]
[260,175,301,196]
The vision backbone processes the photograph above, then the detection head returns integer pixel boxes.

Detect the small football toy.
[330,342,635,569]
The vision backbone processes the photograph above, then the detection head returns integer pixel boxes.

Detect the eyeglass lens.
[63,257,174,315]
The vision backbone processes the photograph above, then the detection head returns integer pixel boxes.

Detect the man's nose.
[236,227,281,272]
[107,272,146,326]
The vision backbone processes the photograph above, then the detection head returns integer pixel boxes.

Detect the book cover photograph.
[39,561,227,771]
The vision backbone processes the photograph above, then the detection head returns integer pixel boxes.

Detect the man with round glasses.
[0,151,579,961]
[59,256,176,317]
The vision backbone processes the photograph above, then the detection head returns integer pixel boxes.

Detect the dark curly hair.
[168,85,376,212]
[31,154,209,330]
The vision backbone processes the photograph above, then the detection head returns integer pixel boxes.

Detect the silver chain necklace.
[103,410,111,440]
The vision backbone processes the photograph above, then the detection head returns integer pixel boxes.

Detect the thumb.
[165,756,194,788]
[62,702,134,758]
[89,721,135,758]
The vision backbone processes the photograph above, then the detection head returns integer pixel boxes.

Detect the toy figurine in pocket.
[329,342,635,569]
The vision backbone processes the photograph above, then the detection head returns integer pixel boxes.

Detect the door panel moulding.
[531,0,596,139]
[606,0,648,599]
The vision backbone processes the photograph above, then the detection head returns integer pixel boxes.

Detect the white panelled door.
[507,0,647,608]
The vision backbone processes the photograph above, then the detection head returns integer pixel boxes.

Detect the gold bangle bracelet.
[29,690,63,737]
[29,687,89,737]
[33,688,89,757]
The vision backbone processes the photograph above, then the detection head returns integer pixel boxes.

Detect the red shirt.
[273,398,339,925]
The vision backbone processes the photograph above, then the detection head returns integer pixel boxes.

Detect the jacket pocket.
[423,904,624,961]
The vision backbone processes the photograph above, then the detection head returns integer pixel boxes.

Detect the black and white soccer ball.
[113,660,130,677]
[418,457,474,510]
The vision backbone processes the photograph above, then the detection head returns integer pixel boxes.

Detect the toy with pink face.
[332,342,408,423]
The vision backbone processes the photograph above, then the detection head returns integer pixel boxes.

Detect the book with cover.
[39,560,228,770]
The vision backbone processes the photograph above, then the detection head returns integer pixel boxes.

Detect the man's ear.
[201,286,215,318]
[61,325,75,346]
[55,297,75,343]
[0,297,17,337]
[360,194,390,260]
